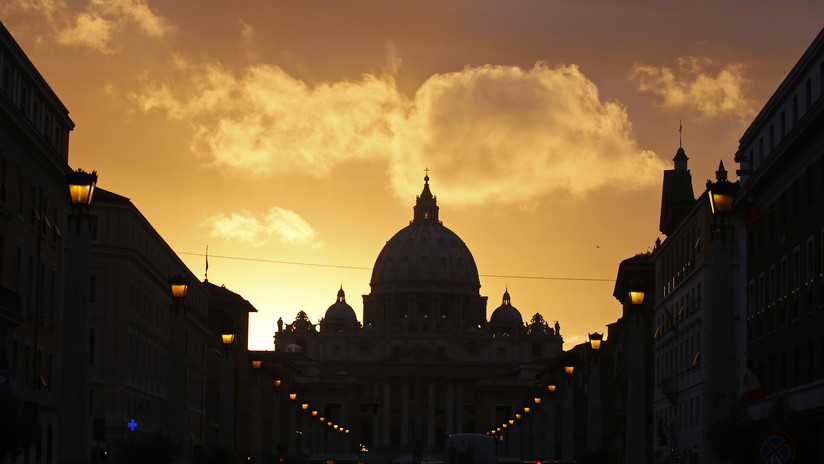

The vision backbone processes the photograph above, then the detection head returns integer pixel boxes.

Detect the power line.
[175,251,615,283]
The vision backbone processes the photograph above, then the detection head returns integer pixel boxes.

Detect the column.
[382,382,391,445]
[455,384,463,432]
[250,376,261,463]
[401,383,409,446]
[373,382,381,448]
[427,381,435,446]
[446,383,454,434]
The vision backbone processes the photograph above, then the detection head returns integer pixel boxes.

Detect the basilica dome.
[490,290,523,324]
[325,287,357,321]
[370,175,480,294]
[489,289,524,336]
[321,287,359,333]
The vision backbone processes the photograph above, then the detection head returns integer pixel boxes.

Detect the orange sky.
[4,1,823,349]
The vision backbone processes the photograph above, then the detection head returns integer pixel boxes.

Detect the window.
[89,328,96,366]
[758,273,765,311]
[0,156,7,202]
[89,276,97,304]
[792,246,801,320]
[793,95,799,123]
[806,79,812,110]
[806,236,814,314]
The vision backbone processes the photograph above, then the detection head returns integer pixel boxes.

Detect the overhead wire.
[175,251,615,282]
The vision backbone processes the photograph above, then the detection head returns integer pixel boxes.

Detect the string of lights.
[175,251,615,282]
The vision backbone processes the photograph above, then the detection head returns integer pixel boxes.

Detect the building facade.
[274,176,564,460]
[0,19,75,464]
[651,149,746,464]
[86,188,212,461]
[734,26,824,462]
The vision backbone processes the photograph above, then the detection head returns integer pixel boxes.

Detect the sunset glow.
[3,1,822,350]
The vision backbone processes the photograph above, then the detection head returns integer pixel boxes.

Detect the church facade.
[273,175,564,456]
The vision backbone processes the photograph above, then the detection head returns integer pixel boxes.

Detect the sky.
[3,1,823,350]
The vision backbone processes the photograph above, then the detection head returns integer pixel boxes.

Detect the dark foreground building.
[734,26,824,463]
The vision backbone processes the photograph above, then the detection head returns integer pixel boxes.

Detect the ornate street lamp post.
[219,331,236,450]
[58,168,97,463]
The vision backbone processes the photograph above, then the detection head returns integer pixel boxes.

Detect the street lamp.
[706,162,737,216]
[169,275,189,301]
[564,365,574,375]
[629,289,645,305]
[289,392,297,401]
[588,332,603,350]
[301,403,309,411]
[251,360,262,369]
[523,406,530,413]
[533,396,542,405]
[273,379,282,388]
[222,332,236,345]
[67,168,98,210]
[547,384,556,393]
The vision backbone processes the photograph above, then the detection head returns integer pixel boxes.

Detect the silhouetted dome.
[370,175,480,294]
[325,287,357,322]
[490,290,523,325]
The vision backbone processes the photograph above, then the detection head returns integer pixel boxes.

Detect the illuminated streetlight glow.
[67,168,97,207]
[169,275,189,300]
[589,332,603,350]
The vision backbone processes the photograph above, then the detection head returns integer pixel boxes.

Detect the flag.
[744,193,763,232]
[741,358,766,404]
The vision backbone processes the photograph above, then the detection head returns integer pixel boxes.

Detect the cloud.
[239,19,255,42]
[7,0,171,53]
[631,56,755,118]
[132,55,400,175]
[206,207,322,247]
[390,63,666,204]
[132,57,666,206]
